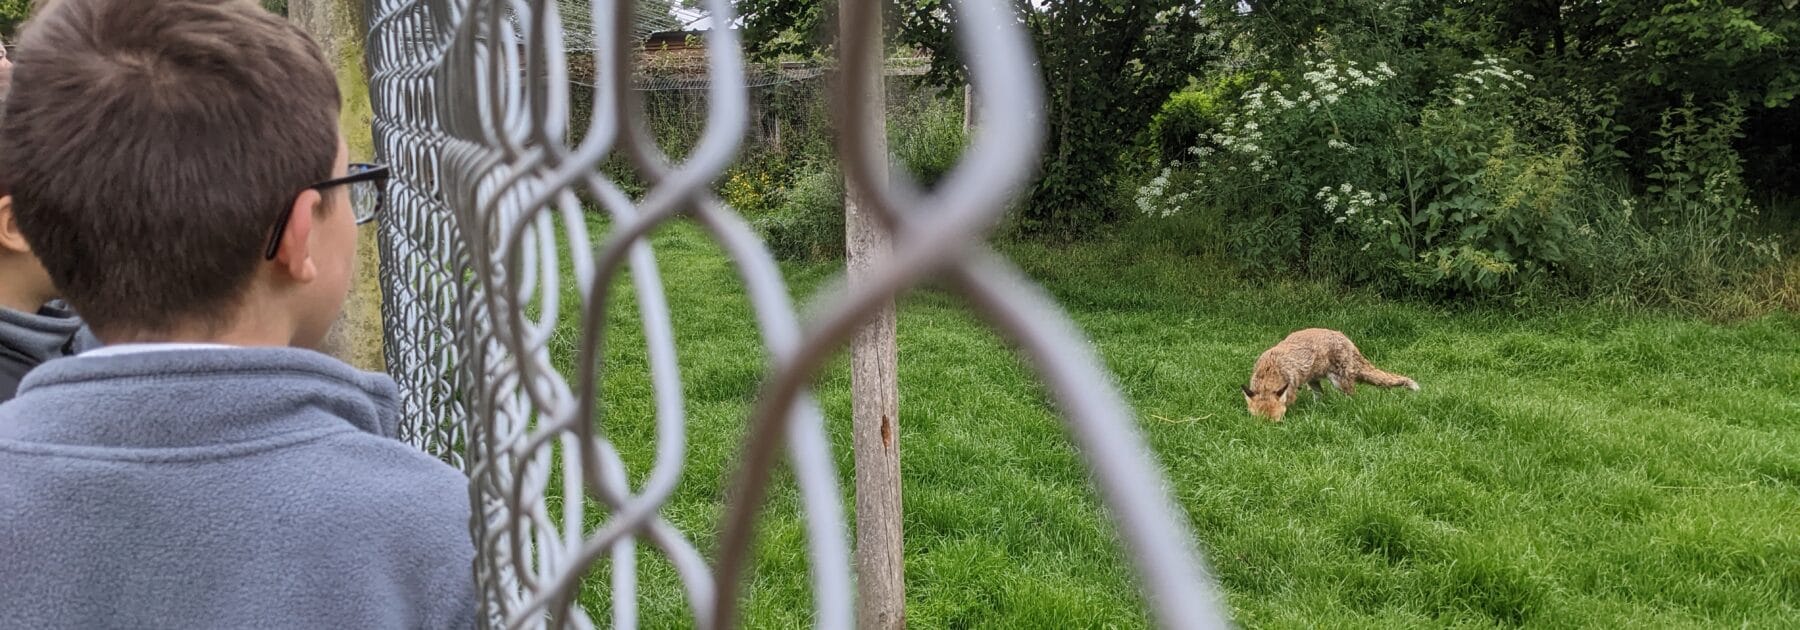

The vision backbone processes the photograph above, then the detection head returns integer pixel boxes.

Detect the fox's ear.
[1275,385,1289,398]
[1241,385,1254,398]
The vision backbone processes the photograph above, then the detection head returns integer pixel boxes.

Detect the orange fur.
[1243,328,1418,422]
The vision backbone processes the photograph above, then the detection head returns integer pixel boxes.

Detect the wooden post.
[963,82,975,134]
[843,3,904,628]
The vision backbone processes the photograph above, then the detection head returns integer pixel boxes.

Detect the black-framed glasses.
[263,162,390,260]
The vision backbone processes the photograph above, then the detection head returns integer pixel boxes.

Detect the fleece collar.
[0,347,400,450]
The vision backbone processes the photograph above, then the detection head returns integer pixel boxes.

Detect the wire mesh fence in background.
[365,0,1231,627]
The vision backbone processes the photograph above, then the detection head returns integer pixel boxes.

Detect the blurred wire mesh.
[365,0,1230,627]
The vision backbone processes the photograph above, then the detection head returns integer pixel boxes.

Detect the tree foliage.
[737,0,1218,236]
[740,0,1799,234]
[0,0,31,37]
[1218,0,1800,194]
[1013,2,1214,235]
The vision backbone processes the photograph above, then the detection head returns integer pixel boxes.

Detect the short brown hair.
[2,0,339,337]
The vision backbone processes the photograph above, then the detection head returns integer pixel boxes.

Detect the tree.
[1501,0,1800,192]
[738,0,1218,236]
[1015,2,1215,235]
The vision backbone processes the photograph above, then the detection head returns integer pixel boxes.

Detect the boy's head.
[1,0,349,346]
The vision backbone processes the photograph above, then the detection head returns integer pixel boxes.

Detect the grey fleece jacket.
[0,347,476,629]
[0,301,99,401]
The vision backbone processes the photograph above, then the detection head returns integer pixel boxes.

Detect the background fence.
[364,0,1230,627]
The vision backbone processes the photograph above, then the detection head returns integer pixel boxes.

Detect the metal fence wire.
[364,0,1232,627]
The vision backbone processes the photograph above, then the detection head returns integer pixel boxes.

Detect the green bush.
[1,0,32,35]
[1145,74,1255,164]
[889,95,967,187]
[1371,61,1591,295]
[1135,55,1413,280]
[744,93,965,262]
[1134,52,1781,309]
[1148,90,1223,164]
[754,162,844,261]
[719,151,801,218]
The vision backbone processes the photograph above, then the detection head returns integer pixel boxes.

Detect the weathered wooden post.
[842,0,905,626]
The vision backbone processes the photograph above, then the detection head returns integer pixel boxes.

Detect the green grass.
[546,218,1800,628]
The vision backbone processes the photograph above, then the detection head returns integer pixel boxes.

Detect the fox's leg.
[1328,372,1356,396]
[1309,380,1324,401]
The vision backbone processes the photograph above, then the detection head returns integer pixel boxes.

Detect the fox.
[1243,328,1418,422]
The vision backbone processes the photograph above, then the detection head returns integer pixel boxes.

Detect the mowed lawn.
[548,219,1800,628]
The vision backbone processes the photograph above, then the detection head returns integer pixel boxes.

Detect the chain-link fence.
[365,0,1230,627]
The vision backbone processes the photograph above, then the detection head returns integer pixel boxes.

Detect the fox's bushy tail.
[1355,357,1419,391]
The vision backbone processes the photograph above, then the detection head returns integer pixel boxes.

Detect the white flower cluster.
[1236,60,1396,116]
[1208,111,1276,174]
[1138,57,1398,219]
[1317,183,1394,233]
[1300,59,1393,106]
[1447,56,1531,107]
[1135,167,1191,218]
[1204,59,1395,174]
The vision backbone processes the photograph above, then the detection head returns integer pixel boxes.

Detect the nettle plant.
[1385,56,1594,294]
[1140,54,1596,296]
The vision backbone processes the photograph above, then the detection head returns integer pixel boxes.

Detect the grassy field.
[551,218,1800,628]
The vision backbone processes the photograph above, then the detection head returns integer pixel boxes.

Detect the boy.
[0,33,98,402]
[0,1,476,627]
[0,197,97,401]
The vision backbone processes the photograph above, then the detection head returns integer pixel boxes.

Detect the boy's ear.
[0,195,30,255]
[271,190,321,283]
